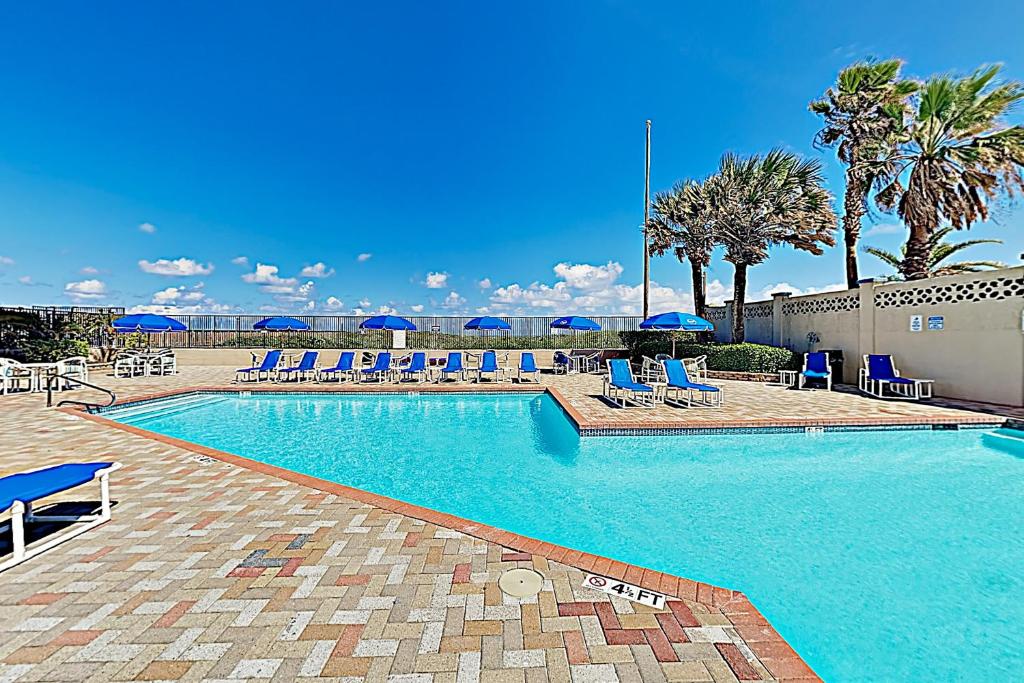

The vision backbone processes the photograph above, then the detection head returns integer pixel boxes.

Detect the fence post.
[771,292,791,347]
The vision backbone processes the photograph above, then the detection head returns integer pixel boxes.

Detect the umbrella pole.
[671,335,676,358]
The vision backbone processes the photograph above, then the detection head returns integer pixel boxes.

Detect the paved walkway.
[1,367,1016,682]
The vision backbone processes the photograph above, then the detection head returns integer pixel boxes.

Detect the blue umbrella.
[550,316,601,331]
[111,314,187,333]
[639,312,714,356]
[253,316,310,331]
[463,316,512,331]
[359,315,416,331]
[639,312,714,331]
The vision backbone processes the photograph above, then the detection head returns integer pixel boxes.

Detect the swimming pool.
[103,391,1023,682]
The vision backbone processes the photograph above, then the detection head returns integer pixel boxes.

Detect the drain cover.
[498,568,544,598]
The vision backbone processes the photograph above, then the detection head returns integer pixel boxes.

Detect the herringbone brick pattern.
[9,362,1006,682]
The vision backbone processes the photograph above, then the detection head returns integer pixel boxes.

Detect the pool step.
[981,429,1024,458]
[104,394,228,421]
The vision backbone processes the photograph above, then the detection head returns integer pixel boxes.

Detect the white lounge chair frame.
[1,463,122,573]
[858,355,934,400]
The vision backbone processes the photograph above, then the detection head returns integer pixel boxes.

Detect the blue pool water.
[106,392,1024,682]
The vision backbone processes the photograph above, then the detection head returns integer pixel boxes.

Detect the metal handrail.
[45,372,116,412]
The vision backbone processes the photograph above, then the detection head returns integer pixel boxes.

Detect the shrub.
[619,332,798,374]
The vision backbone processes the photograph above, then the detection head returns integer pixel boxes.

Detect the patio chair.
[54,356,89,390]
[277,350,319,382]
[641,355,669,383]
[662,359,722,408]
[0,462,121,573]
[319,351,356,382]
[517,352,540,383]
[437,352,465,382]
[360,352,393,383]
[681,355,708,383]
[476,350,505,382]
[235,349,282,383]
[603,359,655,408]
[552,351,571,375]
[143,349,176,376]
[113,350,146,378]
[1,359,34,395]
[400,352,428,383]
[859,354,934,400]
[798,352,832,390]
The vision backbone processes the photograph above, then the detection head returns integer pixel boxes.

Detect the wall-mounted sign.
[927,315,944,331]
[430,325,441,332]
[909,315,923,332]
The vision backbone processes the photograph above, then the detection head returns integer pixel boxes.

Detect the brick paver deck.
[1,367,1016,682]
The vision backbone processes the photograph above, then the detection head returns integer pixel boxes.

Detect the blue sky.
[1,1,1022,316]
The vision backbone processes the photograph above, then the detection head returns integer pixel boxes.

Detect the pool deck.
[1,367,1019,683]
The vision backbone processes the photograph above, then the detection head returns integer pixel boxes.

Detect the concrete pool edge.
[65,395,821,682]
[88,383,1008,434]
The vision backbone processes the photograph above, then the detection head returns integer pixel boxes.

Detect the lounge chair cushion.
[0,463,113,512]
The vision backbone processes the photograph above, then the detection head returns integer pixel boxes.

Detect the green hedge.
[214,330,628,350]
[619,332,798,373]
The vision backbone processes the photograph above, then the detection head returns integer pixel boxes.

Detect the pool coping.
[61,385,829,681]
[86,383,1008,435]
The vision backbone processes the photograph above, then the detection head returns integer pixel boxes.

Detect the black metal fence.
[143,315,643,350]
[0,306,125,348]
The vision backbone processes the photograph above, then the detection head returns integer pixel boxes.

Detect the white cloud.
[358,298,371,308]
[441,291,466,309]
[863,222,905,238]
[478,278,492,289]
[273,280,315,303]
[80,265,100,275]
[17,275,32,284]
[231,256,249,266]
[241,263,297,287]
[0,256,14,266]
[324,296,344,310]
[299,262,335,278]
[490,281,572,309]
[552,261,623,290]
[128,302,231,315]
[357,253,372,262]
[304,300,316,311]
[410,304,425,313]
[152,284,206,305]
[424,272,448,289]
[65,279,107,301]
[138,222,157,234]
[139,257,214,276]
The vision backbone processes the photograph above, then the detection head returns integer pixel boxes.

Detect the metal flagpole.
[643,119,652,319]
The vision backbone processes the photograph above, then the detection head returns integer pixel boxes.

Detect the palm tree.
[875,65,1024,279]
[647,180,715,317]
[707,150,837,342]
[864,226,1005,279]
[810,59,918,288]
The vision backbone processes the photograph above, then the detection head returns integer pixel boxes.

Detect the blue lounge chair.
[553,351,571,375]
[662,359,722,407]
[318,351,356,382]
[236,350,282,383]
[517,352,539,383]
[438,352,465,382]
[277,350,318,382]
[476,350,504,383]
[400,352,428,382]
[860,354,933,400]
[798,352,832,390]
[361,352,393,382]
[0,462,121,573]
[603,359,655,407]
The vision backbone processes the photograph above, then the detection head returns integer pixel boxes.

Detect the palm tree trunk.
[689,259,706,318]
[842,170,866,289]
[901,224,931,280]
[731,263,747,343]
